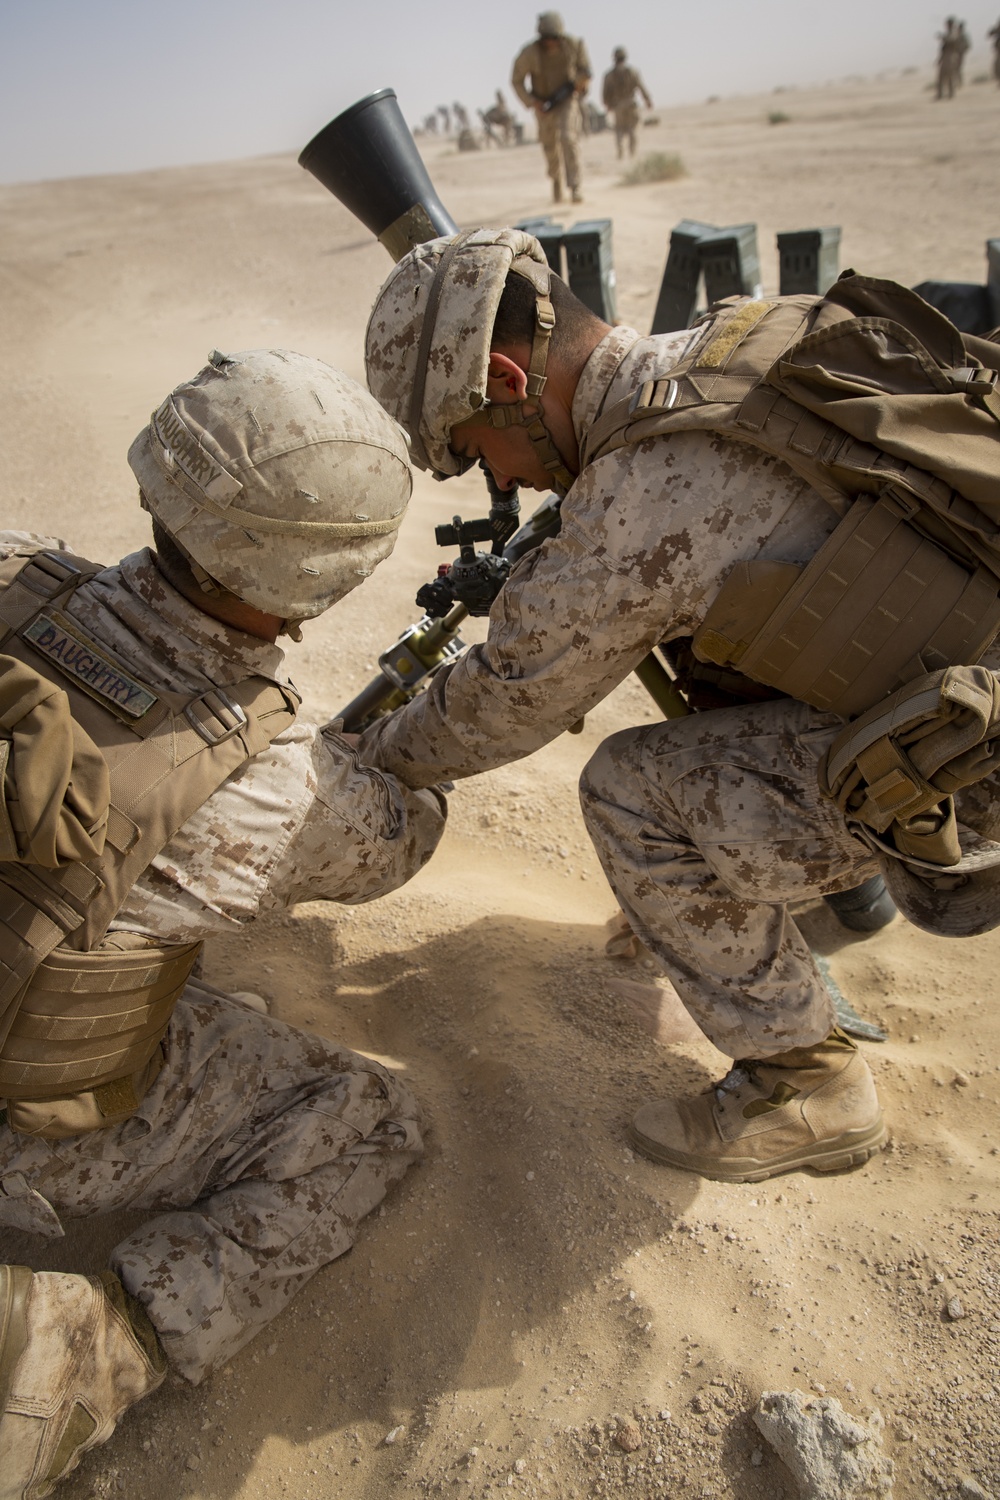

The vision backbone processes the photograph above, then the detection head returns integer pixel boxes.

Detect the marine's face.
[448,350,577,493]
[449,410,553,493]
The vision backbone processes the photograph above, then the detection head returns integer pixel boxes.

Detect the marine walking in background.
[0,350,446,1496]
[601,47,653,160]
[511,11,591,203]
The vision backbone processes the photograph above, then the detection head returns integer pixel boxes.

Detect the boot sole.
[628,1116,890,1185]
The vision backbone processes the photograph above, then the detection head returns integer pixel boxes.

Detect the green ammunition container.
[563,219,617,322]
[777,227,841,295]
[650,219,718,334]
[988,237,1000,327]
[697,224,762,305]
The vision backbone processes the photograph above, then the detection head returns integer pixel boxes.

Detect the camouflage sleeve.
[263,724,448,908]
[0,531,69,559]
[511,44,536,108]
[357,501,663,788]
[118,719,447,940]
[575,38,593,84]
[358,430,837,790]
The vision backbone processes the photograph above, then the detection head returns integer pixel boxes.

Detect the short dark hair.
[151,519,230,600]
[492,270,605,359]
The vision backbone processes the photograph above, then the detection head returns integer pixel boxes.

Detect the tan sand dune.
[1,66,999,1500]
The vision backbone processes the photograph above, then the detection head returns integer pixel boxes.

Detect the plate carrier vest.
[584,273,1000,720]
[0,548,299,1133]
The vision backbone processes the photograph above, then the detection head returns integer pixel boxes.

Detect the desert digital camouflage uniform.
[360,321,888,1058]
[601,54,652,158]
[955,20,971,82]
[937,17,962,98]
[0,532,445,1385]
[511,29,592,199]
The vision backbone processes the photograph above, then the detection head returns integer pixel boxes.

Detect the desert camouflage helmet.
[128,350,411,620]
[613,46,627,62]
[537,10,565,35]
[365,228,575,494]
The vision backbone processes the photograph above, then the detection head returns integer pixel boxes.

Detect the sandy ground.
[2,64,1000,1500]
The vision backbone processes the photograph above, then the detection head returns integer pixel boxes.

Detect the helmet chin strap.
[461,285,577,494]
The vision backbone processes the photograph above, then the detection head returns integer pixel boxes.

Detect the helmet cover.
[128,349,411,618]
[364,229,551,480]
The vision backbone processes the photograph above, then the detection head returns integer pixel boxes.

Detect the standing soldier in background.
[955,19,972,83]
[0,349,446,1495]
[512,12,591,204]
[990,16,1000,84]
[601,46,653,160]
[936,17,962,99]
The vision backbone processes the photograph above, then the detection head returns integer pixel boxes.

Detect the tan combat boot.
[0,1265,166,1499]
[629,1030,888,1184]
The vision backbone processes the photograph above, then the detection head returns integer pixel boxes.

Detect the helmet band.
[407,230,478,471]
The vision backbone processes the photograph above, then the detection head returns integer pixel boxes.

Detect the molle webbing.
[0,938,201,1100]
[582,281,1000,716]
[0,547,300,1101]
[694,493,1000,717]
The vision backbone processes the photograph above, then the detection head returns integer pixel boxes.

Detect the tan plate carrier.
[583,273,1000,720]
[0,549,298,1135]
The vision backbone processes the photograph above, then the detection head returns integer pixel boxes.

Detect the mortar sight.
[298,88,459,261]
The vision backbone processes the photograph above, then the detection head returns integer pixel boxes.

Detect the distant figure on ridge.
[955,19,972,83]
[990,16,1000,84]
[936,16,963,98]
[481,89,516,147]
[512,11,592,203]
[601,46,653,160]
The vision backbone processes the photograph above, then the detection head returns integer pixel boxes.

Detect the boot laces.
[713,1062,760,1103]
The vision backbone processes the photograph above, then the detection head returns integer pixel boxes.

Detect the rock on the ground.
[753,1390,894,1499]
[614,1418,643,1453]
[958,1479,996,1500]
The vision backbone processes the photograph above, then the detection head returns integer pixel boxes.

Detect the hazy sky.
[2,0,998,184]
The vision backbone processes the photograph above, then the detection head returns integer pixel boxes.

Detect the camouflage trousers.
[612,104,639,157]
[537,99,582,191]
[579,698,879,1060]
[0,994,422,1384]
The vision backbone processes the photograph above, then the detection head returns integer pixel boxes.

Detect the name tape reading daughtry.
[153,399,242,503]
[24,613,158,718]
